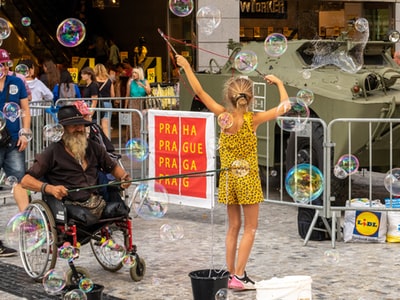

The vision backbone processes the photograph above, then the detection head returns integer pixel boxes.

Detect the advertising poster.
[148,110,215,208]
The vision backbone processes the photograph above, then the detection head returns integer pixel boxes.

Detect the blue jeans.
[0,139,25,181]
[102,101,112,119]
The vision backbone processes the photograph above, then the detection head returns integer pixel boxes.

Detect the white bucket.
[255,276,312,300]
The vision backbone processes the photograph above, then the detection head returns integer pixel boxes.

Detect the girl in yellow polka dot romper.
[176,55,289,290]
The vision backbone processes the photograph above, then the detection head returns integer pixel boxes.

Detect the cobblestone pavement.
[0,190,400,300]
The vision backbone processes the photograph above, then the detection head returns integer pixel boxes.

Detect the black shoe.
[0,244,17,257]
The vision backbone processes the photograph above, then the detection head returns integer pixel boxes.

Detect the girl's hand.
[176,55,190,69]
[264,74,282,85]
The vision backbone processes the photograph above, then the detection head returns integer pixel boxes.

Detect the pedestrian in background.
[0,51,31,256]
[125,67,151,140]
[94,63,114,138]
[176,54,289,290]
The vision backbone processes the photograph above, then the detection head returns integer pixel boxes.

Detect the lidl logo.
[354,211,380,237]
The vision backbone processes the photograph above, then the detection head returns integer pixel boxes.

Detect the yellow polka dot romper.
[218,112,264,205]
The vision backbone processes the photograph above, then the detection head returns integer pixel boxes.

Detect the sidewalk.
[0,193,399,299]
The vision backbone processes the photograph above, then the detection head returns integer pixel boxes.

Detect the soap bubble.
[101,239,126,265]
[310,19,369,74]
[354,18,369,33]
[276,97,310,132]
[58,242,77,261]
[43,124,64,142]
[4,175,18,187]
[18,214,50,253]
[169,0,194,17]
[125,138,149,162]
[285,163,324,203]
[388,30,400,43]
[196,6,221,36]
[56,18,86,47]
[217,112,233,129]
[215,288,229,300]
[0,111,6,130]
[334,154,359,179]
[302,69,311,79]
[78,277,94,293]
[296,89,314,106]
[64,289,87,300]
[21,16,31,27]
[133,182,169,220]
[19,128,33,142]
[5,211,29,248]
[3,102,21,122]
[324,249,340,264]
[231,159,250,177]
[42,269,66,295]
[234,50,258,74]
[264,33,288,57]
[384,168,400,196]
[15,64,29,77]
[160,223,184,241]
[121,254,137,268]
[0,18,11,39]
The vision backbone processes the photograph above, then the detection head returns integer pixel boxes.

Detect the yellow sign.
[147,68,155,83]
[68,68,79,83]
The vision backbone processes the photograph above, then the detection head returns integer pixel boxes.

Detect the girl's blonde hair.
[94,63,109,80]
[132,67,145,81]
[223,77,253,109]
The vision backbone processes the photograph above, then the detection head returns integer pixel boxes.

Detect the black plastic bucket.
[63,284,104,300]
[188,269,229,300]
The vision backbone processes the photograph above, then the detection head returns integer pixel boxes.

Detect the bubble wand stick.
[158,28,178,55]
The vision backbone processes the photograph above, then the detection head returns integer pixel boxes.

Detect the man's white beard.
[63,131,88,162]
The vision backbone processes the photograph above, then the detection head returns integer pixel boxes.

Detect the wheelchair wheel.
[66,266,90,285]
[19,200,58,282]
[130,257,146,282]
[90,225,126,272]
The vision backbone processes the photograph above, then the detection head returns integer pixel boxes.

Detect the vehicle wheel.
[130,257,146,282]
[65,266,90,285]
[90,225,125,272]
[19,200,58,282]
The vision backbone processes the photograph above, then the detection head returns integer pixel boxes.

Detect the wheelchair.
[19,182,146,285]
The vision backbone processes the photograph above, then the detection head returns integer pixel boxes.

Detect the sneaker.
[0,243,17,257]
[228,271,256,290]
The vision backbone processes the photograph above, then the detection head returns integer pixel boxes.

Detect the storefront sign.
[148,110,215,209]
[240,0,287,19]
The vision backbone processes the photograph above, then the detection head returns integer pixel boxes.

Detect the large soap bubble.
[15,64,29,77]
[133,182,169,220]
[64,289,87,300]
[234,50,258,74]
[0,18,10,39]
[160,223,184,241]
[264,33,288,57]
[276,97,310,132]
[125,138,149,162]
[56,18,86,47]
[169,0,194,17]
[217,112,233,129]
[3,102,21,122]
[310,18,369,74]
[384,168,400,196]
[196,6,221,36]
[285,163,324,203]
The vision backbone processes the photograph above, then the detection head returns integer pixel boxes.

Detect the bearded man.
[20,105,131,220]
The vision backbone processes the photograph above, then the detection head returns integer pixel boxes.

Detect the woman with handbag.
[94,63,114,138]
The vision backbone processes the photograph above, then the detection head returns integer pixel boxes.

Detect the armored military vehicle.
[179,33,400,184]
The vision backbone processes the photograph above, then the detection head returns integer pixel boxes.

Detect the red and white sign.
[148,110,215,209]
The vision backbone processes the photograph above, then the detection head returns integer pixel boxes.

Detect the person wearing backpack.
[52,69,81,104]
